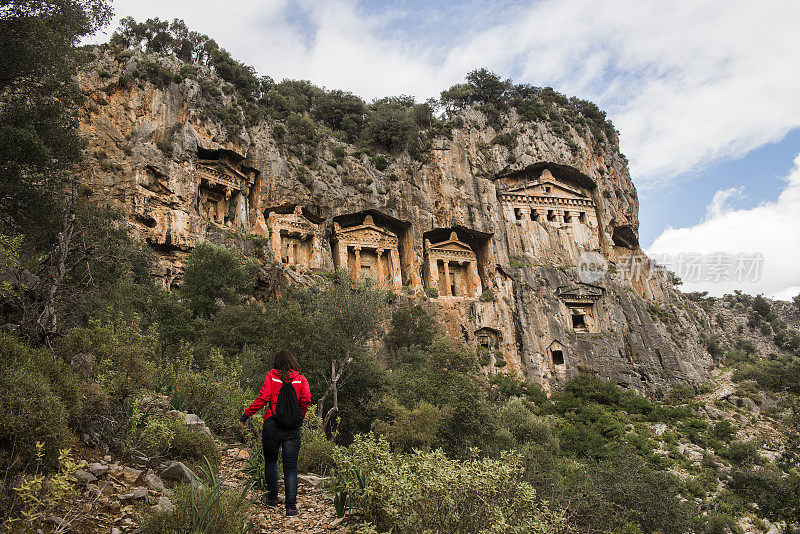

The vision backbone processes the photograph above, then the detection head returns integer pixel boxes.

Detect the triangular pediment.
[431,240,473,252]
[198,160,248,182]
[507,178,587,198]
[337,222,396,239]
[427,231,475,254]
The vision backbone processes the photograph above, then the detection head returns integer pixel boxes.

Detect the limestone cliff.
[74,47,715,394]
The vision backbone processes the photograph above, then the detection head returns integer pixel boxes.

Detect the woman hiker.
[239,350,311,516]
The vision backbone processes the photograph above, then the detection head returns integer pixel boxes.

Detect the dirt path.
[218,444,343,533]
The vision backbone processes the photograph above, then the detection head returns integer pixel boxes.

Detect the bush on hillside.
[180,242,258,319]
[142,466,251,534]
[370,397,441,452]
[128,403,220,469]
[298,406,336,474]
[164,349,251,438]
[0,334,79,474]
[387,305,436,350]
[523,445,693,534]
[56,317,158,399]
[333,434,566,534]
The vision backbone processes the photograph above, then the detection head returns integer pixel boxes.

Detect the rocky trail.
[45,410,347,534]
[218,443,345,533]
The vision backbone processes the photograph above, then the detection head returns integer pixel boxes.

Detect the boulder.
[97,481,117,494]
[88,462,108,477]
[298,474,330,489]
[74,469,97,484]
[704,405,726,419]
[160,461,200,486]
[155,496,174,513]
[741,397,760,414]
[121,466,143,484]
[185,413,212,435]
[143,473,167,492]
[119,487,148,501]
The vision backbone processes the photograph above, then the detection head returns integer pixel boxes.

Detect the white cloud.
[646,152,800,300]
[705,187,746,220]
[90,0,800,189]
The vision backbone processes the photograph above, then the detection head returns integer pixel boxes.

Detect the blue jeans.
[262,418,302,509]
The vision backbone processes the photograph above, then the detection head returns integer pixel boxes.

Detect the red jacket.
[243,369,311,421]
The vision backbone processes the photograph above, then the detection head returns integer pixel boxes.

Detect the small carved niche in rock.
[557,284,603,334]
[475,327,501,351]
[549,340,565,367]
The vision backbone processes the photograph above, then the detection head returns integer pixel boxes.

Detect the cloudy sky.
[90,0,800,299]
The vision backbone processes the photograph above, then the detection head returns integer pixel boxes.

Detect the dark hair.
[273,350,300,381]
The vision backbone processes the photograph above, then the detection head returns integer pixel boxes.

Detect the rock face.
[74,48,715,393]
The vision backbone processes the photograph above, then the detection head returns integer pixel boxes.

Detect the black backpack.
[273,374,303,430]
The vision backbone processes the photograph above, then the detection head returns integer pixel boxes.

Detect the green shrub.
[371,397,441,452]
[371,154,389,171]
[729,464,799,521]
[181,242,258,319]
[491,131,517,149]
[0,334,78,472]
[333,434,566,534]
[387,305,436,350]
[694,512,738,534]
[57,318,158,399]
[364,98,416,152]
[710,420,737,442]
[498,397,554,446]
[726,440,761,466]
[128,397,221,469]
[732,354,800,394]
[298,407,336,474]
[164,350,251,438]
[479,289,495,302]
[424,287,438,298]
[539,448,692,534]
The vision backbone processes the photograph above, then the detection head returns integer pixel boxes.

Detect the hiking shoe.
[262,496,279,508]
[286,507,298,516]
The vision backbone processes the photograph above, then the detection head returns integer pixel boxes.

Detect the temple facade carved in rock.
[557,283,604,333]
[265,205,323,270]
[331,214,403,290]
[498,167,600,259]
[424,231,482,298]
[196,148,259,230]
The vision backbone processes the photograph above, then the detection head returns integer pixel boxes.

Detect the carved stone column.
[269,219,282,263]
[354,246,362,281]
[309,234,319,268]
[287,240,295,265]
[389,248,402,290]
[424,240,437,289]
[443,260,452,297]
[376,248,385,287]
